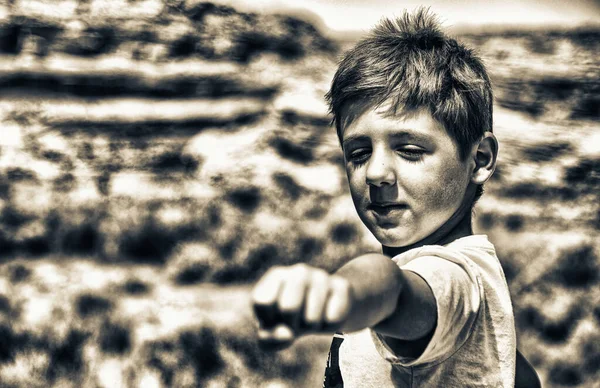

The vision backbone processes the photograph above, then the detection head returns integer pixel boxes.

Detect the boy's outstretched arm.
[251,254,436,351]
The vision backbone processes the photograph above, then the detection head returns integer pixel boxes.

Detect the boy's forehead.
[341,103,445,143]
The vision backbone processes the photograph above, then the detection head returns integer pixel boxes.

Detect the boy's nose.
[365,153,396,187]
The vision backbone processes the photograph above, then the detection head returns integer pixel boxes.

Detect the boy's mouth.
[367,202,408,216]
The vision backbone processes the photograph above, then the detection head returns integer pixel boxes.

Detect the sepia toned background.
[0,0,598,387]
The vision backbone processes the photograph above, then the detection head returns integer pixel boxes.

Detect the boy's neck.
[382,195,474,257]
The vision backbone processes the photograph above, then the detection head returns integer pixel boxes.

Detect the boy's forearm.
[335,254,437,341]
[334,253,405,332]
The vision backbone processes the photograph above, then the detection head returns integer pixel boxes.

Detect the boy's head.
[325,9,498,248]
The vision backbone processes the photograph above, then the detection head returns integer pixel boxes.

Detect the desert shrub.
[245,244,281,275]
[232,31,270,63]
[179,328,224,382]
[273,36,305,60]
[0,23,22,54]
[296,236,324,262]
[273,172,304,200]
[6,167,37,182]
[330,222,358,244]
[0,324,17,363]
[0,174,10,199]
[212,243,286,285]
[303,196,332,219]
[477,212,495,229]
[0,295,10,315]
[118,221,178,264]
[526,36,555,54]
[77,142,95,161]
[52,173,76,192]
[571,95,600,119]
[96,171,111,196]
[145,340,178,386]
[121,279,151,295]
[521,142,573,163]
[149,151,198,174]
[0,230,17,259]
[494,76,597,120]
[505,214,524,232]
[99,321,131,355]
[221,333,271,373]
[516,299,583,344]
[501,182,542,199]
[501,182,577,201]
[41,150,66,163]
[174,263,210,285]
[220,331,311,381]
[226,187,262,213]
[590,208,600,230]
[539,316,580,343]
[536,78,578,100]
[280,110,330,127]
[211,265,254,284]
[20,231,52,256]
[145,326,224,386]
[184,2,236,22]
[168,34,197,58]
[548,363,583,386]
[550,245,599,288]
[269,136,314,164]
[61,221,102,256]
[8,263,30,283]
[218,238,239,260]
[582,335,600,374]
[75,294,113,318]
[63,26,117,57]
[496,84,544,117]
[564,158,600,190]
[46,329,89,383]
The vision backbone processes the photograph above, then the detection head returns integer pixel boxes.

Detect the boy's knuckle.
[266,265,284,277]
[291,263,312,278]
[292,262,310,271]
[250,288,262,303]
[331,275,350,291]
[304,314,320,326]
[278,300,300,313]
[309,268,328,283]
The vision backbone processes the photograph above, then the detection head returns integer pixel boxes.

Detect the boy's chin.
[371,227,422,248]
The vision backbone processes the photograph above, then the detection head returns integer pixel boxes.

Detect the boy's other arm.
[252,254,436,351]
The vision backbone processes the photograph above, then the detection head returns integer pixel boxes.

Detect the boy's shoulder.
[392,234,509,300]
[391,234,496,266]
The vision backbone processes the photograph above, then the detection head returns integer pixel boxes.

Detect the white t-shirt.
[323,235,516,387]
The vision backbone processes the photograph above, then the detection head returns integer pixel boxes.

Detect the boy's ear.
[471,132,498,185]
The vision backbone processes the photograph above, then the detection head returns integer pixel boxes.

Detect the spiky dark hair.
[325,8,493,161]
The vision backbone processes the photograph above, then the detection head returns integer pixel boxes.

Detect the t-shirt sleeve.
[371,254,482,367]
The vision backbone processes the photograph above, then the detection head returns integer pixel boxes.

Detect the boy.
[252,9,536,387]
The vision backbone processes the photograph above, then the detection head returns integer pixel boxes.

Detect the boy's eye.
[348,149,371,164]
[397,146,426,161]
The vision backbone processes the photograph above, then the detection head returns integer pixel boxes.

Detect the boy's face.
[342,106,473,248]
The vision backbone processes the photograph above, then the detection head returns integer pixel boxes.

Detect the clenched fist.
[251,263,354,350]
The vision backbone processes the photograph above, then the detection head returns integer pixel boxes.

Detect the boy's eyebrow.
[389,130,435,143]
[343,130,435,148]
[342,135,369,147]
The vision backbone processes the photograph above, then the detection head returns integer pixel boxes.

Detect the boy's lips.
[367,202,408,217]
